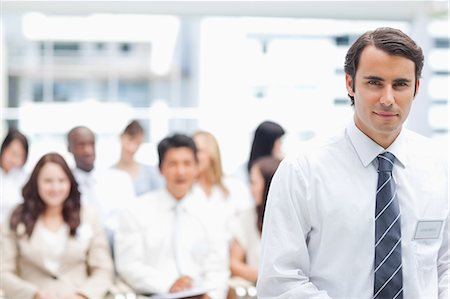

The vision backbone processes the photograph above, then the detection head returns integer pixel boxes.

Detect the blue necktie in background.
[374,152,403,299]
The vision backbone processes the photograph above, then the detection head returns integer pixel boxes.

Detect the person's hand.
[184,295,210,299]
[169,276,193,293]
[33,291,55,299]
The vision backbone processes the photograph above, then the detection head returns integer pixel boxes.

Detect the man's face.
[68,129,96,172]
[160,147,197,200]
[346,45,419,148]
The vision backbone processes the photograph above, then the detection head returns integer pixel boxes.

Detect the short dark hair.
[157,133,197,168]
[67,126,95,145]
[0,128,29,164]
[247,121,285,173]
[344,27,424,105]
[122,120,144,137]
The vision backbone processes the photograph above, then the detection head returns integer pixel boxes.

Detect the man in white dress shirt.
[67,126,135,242]
[115,134,229,298]
[257,28,448,298]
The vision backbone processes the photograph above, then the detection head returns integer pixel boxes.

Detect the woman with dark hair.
[114,120,163,196]
[229,156,281,289]
[247,121,285,173]
[0,153,113,299]
[0,129,30,223]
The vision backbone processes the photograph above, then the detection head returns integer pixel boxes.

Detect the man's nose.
[380,85,395,106]
[82,145,94,154]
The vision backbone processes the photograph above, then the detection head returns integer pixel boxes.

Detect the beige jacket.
[0,207,114,299]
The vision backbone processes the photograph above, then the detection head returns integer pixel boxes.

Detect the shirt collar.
[73,167,98,184]
[346,121,407,169]
[161,187,195,211]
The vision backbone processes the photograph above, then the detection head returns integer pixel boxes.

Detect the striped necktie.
[374,152,403,299]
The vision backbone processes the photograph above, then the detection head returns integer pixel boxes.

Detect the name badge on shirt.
[413,220,444,240]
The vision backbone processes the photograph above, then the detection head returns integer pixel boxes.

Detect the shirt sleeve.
[114,208,172,294]
[256,156,332,299]
[0,221,39,299]
[438,212,449,299]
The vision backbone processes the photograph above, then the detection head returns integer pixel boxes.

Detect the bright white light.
[428,76,450,99]
[428,19,450,37]
[19,100,132,135]
[428,105,448,129]
[429,49,450,72]
[22,13,179,42]
[22,13,179,75]
[150,100,170,142]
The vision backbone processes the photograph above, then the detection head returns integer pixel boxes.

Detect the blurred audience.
[114,120,163,196]
[115,134,229,298]
[229,156,281,291]
[0,153,113,299]
[67,126,135,243]
[0,129,29,223]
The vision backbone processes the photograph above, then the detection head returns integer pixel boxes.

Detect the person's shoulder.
[79,205,104,231]
[138,162,156,172]
[404,129,447,161]
[287,128,347,165]
[80,205,101,222]
[135,189,167,208]
[101,167,131,180]
[223,176,248,191]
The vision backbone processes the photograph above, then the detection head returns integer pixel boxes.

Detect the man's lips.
[374,111,398,117]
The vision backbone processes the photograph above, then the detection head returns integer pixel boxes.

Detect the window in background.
[32,80,44,102]
[428,19,449,141]
[199,17,409,173]
[118,80,150,107]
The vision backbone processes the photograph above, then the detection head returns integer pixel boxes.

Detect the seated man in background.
[67,126,135,243]
[114,133,229,298]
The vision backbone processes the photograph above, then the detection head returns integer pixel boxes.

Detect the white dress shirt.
[257,121,449,299]
[114,188,229,298]
[193,178,254,243]
[0,168,28,224]
[72,167,135,239]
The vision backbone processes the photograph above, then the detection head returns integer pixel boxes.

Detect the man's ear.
[345,73,354,97]
[413,79,420,99]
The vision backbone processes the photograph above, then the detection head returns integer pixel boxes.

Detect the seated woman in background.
[235,121,285,185]
[229,156,281,286]
[114,120,163,196]
[0,129,29,223]
[193,131,253,234]
[0,153,113,299]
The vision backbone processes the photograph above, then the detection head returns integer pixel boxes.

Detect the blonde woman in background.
[192,131,253,240]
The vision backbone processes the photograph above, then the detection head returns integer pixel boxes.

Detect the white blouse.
[34,221,69,274]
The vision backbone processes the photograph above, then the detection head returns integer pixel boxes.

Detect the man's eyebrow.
[363,76,384,81]
[393,78,413,83]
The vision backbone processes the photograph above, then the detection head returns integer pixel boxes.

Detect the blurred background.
[1,0,448,174]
